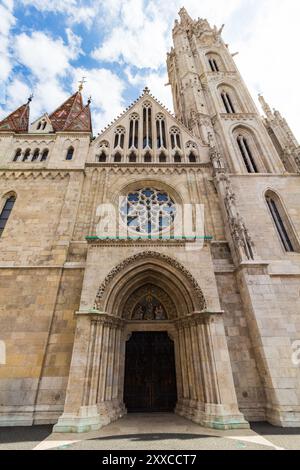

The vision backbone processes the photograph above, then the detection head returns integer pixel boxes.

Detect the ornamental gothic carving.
[0,6,299,436]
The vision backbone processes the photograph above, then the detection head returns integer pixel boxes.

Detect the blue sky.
[0,0,299,137]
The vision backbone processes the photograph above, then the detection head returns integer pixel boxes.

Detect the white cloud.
[20,0,96,26]
[72,67,126,133]
[1,0,300,141]
[232,0,300,138]
[14,30,81,79]
[4,28,82,122]
[125,67,173,112]
[92,0,168,69]
[92,0,243,70]
[0,0,16,88]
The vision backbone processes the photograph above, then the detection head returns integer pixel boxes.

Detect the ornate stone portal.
[54,251,249,433]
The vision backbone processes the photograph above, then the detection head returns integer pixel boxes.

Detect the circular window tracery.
[120,188,176,235]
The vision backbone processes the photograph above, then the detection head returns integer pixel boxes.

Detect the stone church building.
[0,8,300,432]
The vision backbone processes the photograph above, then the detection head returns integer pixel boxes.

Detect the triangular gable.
[30,113,54,133]
[94,89,205,149]
[49,92,84,131]
[0,103,30,133]
[64,103,92,133]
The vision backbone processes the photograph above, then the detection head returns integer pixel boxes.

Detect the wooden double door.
[124,331,177,412]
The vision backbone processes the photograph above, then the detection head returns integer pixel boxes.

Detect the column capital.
[75,309,125,328]
[175,310,224,328]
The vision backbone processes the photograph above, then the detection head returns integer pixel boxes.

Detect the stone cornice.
[0,170,72,180]
[212,113,257,125]
[175,310,224,328]
[85,162,211,168]
[76,309,126,327]
[86,236,213,248]
[0,131,91,139]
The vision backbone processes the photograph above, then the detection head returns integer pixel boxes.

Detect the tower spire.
[178,6,193,25]
[258,94,272,118]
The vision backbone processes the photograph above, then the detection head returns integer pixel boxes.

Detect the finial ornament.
[78,76,87,92]
[143,86,150,94]
[87,96,92,105]
[27,93,33,104]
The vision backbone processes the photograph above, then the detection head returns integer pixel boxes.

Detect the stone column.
[175,312,249,430]
[53,311,125,433]
[175,325,190,416]
[172,330,184,414]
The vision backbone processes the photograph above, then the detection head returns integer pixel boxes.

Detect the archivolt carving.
[94,250,207,310]
[123,283,177,320]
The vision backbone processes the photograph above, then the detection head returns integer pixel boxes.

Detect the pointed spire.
[64,102,92,133]
[178,7,193,24]
[258,94,272,118]
[49,91,84,131]
[0,98,31,133]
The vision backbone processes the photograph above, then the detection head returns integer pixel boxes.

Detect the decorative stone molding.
[0,171,71,180]
[94,251,207,311]
[76,310,126,328]
[175,310,223,329]
[122,283,177,320]
[209,138,256,262]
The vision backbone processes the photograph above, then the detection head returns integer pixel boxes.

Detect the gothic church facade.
[0,8,300,432]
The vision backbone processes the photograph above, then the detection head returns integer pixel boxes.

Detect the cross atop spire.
[78,76,87,92]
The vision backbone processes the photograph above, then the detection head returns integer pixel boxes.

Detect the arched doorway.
[124,331,177,412]
[54,251,248,433]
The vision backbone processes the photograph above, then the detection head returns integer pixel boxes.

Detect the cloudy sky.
[0,0,299,138]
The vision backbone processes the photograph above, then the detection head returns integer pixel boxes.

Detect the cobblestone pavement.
[0,414,300,451]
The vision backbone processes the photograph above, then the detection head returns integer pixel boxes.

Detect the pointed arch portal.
[54,252,248,433]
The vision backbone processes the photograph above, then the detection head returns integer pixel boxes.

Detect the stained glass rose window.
[120,188,176,235]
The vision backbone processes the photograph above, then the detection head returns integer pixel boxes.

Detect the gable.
[89,91,208,164]
[30,113,54,133]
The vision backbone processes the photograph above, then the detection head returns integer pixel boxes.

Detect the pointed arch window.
[23,148,31,162]
[144,152,152,163]
[159,152,166,163]
[66,146,74,160]
[221,91,235,113]
[170,127,181,149]
[42,121,47,130]
[266,192,297,252]
[114,127,125,149]
[32,149,40,161]
[129,114,139,148]
[129,152,137,163]
[13,149,22,162]
[114,152,122,162]
[188,152,197,163]
[237,136,258,173]
[209,58,219,72]
[98,152,107,162]
[0,194,16,237]
[41,149,49,161]
[142,102,152,149]
[156,113,166,148]
[174,152,181,163]
[37,122,42,130]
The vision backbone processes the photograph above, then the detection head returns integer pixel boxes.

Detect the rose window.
[120,188,176,235]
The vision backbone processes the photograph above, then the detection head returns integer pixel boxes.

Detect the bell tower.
[167,8,286,174]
